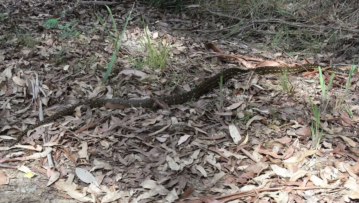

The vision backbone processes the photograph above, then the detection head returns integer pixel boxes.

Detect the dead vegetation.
[0,0,358,202]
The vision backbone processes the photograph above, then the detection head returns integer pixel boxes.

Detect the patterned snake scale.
[10,64,321,146]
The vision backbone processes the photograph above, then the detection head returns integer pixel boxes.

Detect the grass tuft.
[44,19,59,29]
[142,26,170,70]
[336,65,357,108]
[309,99,323,149]
[279,71,292,94]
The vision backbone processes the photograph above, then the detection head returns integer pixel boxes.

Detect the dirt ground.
[0,0,358,203]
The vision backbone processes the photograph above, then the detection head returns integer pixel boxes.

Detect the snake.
[10,64,326,146]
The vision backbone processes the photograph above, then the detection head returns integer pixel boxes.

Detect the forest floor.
[0,0,358,202]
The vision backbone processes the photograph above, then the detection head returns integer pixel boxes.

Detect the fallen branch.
[204,9,359,34]
[78,1,120,6]
[214,186,345,202]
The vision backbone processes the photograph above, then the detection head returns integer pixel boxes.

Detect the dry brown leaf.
[352,162,359,173]
[295,127,311,136]
[87,183,102,196]
[349,147,359,156]
[178,185,194,199]
[245,162,268,174]
[55,179,93,202]
[99,140,110,149]
[148,123,171,136]
[283,149,317,163]
[340,113,353,126]
[238,171,255,184]
[290,170,309,182]
[1,67,13,81]
[198,196,223,203]
[271,164,292,177]
[264,140,285,153]
[246,115,264,128]
[0,170,9,185]
[344,177,359,191]
[258,191,289,203]
[195,165,207,177]
[344,163,359,180]
[349,191,359,199]
[225,101,243,110]
[282,146,295,159]
[182,83,191,91]
[78,141,89,161]
[178,134,191,145]
[275,137,292,144]
[89,85,106,98]
[218,148,246,159]
[12,76,26,87]
[155,134,170,142]
[310,175,330,188]
[166,156,181,171]
[17,165,35,178]
[140,179,169,195]
[119,69,147,77]
[143,115,164,126]
[209,172,226,187]
[240,134,249,145]
[75,168,98,186]
[340,135,357,147]
[228,124,241,144]
[93,159,112,170]
[63,65,70,71]
[257,147,282,159]
[101,191,125,203]
[46,171,60,186]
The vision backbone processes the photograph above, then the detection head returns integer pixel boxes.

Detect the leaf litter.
[0,0,358,203]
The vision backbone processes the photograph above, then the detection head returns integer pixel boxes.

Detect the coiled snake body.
[11,64,322,146]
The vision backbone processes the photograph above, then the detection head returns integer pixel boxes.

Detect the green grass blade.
[219,73,224,107]
[318,66,327,100]
[327,73,335,91]
[102,4,134,84]
[345,65,356,92]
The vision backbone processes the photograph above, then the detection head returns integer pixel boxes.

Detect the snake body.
[11,64,321,146]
